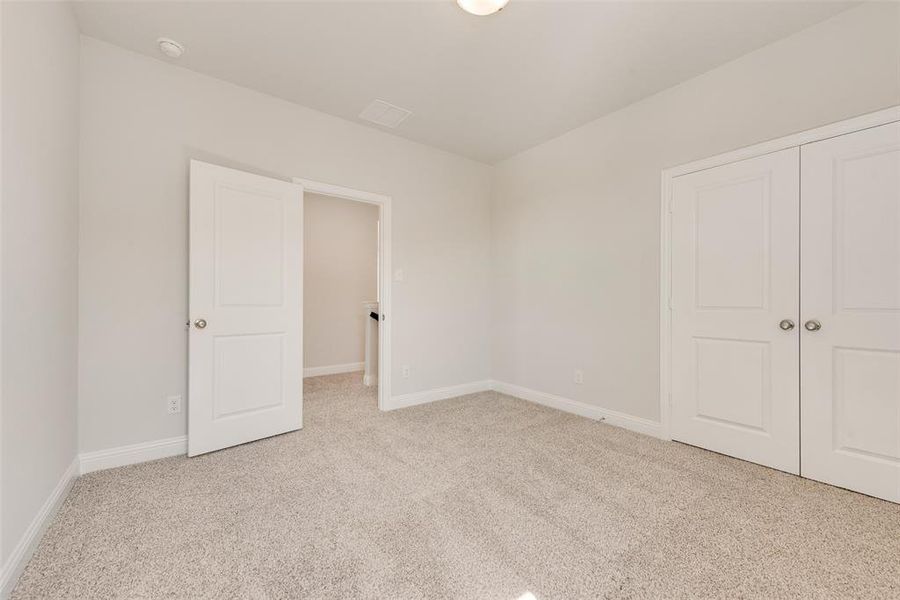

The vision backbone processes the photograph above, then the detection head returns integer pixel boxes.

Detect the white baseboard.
[384,380,664,440]
[79,435,187,475]
[0,457,79,599]
[386,380,493,411]
[303,362,364,378]
[491,381,666,439]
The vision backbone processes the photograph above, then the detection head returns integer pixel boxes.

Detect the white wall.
[304,193,379,370]
[78,37,493,453]
[1,0,79,573]
[70,2,900,455]
[491,3,900,422]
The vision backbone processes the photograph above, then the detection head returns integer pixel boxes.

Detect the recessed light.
[457,0,509,16]
[157,37,185,59]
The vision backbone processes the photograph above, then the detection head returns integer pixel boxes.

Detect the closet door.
[800,121,900,503]
[670,148,800,474]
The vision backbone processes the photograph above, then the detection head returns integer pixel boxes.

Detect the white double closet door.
[670,121,900,503]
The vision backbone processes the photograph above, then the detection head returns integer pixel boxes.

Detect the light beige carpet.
[11,373,900,599]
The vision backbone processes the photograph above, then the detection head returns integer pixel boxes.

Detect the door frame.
[293,177,392,411]
[658,105,900,440]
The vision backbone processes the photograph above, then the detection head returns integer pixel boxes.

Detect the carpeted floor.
[11,373,900,599]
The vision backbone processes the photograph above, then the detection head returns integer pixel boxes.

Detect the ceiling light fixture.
[157,37,185,59]
[457,0,509,16]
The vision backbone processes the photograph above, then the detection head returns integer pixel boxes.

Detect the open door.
[188,160,303,456]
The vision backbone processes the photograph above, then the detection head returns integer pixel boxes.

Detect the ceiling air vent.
[359,100,412,129]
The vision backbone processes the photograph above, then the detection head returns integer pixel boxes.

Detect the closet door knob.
[804,319,822,332]
[194,319,208,329]
[779,319,795,331]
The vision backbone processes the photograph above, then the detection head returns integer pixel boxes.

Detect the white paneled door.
[188,161,303,456]
[800,122,900,502]
[670,148,800,474]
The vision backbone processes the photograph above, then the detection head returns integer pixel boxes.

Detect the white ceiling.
[73,1,854,163]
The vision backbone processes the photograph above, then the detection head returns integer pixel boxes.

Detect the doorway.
[294,177,392,412]
[303,192,380,401]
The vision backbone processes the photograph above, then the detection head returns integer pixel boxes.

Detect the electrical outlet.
[574,370,584,385]
[166,395,182,414]
[402,365,410,379]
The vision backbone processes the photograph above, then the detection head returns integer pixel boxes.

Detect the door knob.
[194,318,207,329]
[779,319,795,331]
[804,319,821,332]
